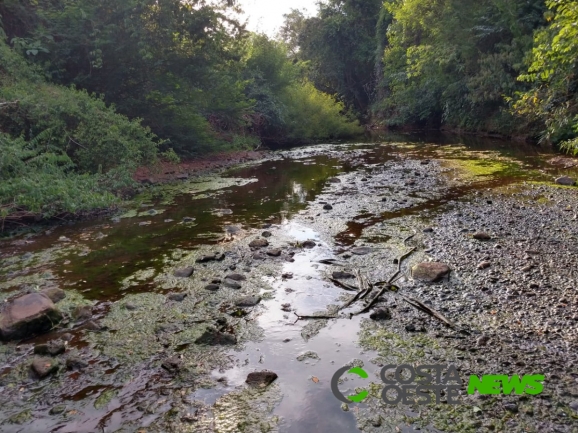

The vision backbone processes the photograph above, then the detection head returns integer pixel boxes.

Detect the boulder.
[0,293,62,341]
[204,284,220,291]
[411,262,451,282]
[472,232,491,240]
[555,176,575,186]
[302,240,317,248]
[266,249,282,257]
[323,204,333,210]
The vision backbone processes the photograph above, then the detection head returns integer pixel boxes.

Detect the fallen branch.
[328,278,359,292]
[293,312,338,321]
[401,296,455,328]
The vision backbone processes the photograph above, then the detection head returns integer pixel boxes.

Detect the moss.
[94,388,118,410]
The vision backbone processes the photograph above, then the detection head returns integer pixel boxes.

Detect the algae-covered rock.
[246,371,278,388]
[0,293,62,340]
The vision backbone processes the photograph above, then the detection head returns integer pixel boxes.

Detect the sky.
[237,0,318,37]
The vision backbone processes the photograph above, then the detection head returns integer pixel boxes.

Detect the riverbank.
[0,139,577,432]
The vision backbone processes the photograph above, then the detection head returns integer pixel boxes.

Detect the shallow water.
[1,134,577,432]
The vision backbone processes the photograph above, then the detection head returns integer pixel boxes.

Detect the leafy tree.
[513,0,578,152]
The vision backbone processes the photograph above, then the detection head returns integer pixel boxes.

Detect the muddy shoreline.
[0,139,577,432]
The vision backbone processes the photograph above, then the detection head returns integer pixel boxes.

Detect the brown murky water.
[1,134,576,432]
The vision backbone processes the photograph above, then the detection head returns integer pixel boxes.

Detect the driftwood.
[328,278,359,292]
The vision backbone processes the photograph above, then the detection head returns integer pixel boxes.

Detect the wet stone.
[351,247,373,255]
[167,292,187,302]
[235,296,261,307]
[411,262,451,282]
[123,303,137,311]
[40,288,66,304]
[66,356,89,371]
[34,340,66,356]
[504,403,518,413]
[196,254,217,263]
[370,308,392,321]
[225,273,246,281]
[223,278,242,289]
[328,177,341,183]
[262,231,272,238]
[473,232,492,240]
[161,356,183,373]
[332,271,355,279]
[246,371,278,388]
[405,323,426,333]
[84,320,104,331]
[423,227,434,233]
[49,405,66,415]
[0,293,63,341]
[478,261,491,270]
[204,284,220,291]
[195,327,237,346]
[173,267,194,278]
[266,249,282,257]
[249,239,269,248]
[31,357,59,379]
[323,204,333,210]
[302,240,316,248]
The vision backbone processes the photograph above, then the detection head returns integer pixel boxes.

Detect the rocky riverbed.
[0,135,577,432]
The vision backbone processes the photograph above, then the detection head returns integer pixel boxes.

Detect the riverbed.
[1,134,577,433]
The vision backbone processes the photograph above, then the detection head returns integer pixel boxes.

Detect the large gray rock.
[411,262,451,282]
[555,176,575,186]
[249,239,269,248]
[0,293,62,341]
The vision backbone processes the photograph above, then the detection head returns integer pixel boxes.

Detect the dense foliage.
[0,0,361,222]
[285,0,578,151]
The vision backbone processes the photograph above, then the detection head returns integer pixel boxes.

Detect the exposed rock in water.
[204,284,220,291]
[40,288,66,304]
[225,273,246,281]
[31,357,59,379]
[249,239,269,248]
[66,356,89,371]
[555,176,575,186]
[472,232,492,240]
[411,262,451,282]
[235,296,261,307]
[167,292,187,302]
[332,271,355,279]
[161,356,183,373]
[173,267,194,278]
[34,340,66,356]
[266,249,282,257]
[370,308,392,321]
[246,370,278,388]
[262,231,272,238]
[195,327,237,346]
[72,305,92,322]
[0,293,63,341]
[223,278,242,289]
[328,177,341,183]
[350,247,373,255]
[296,351,320,361]
[477,261,491,270]
[323,204,333,210]
[302,240,317,248]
